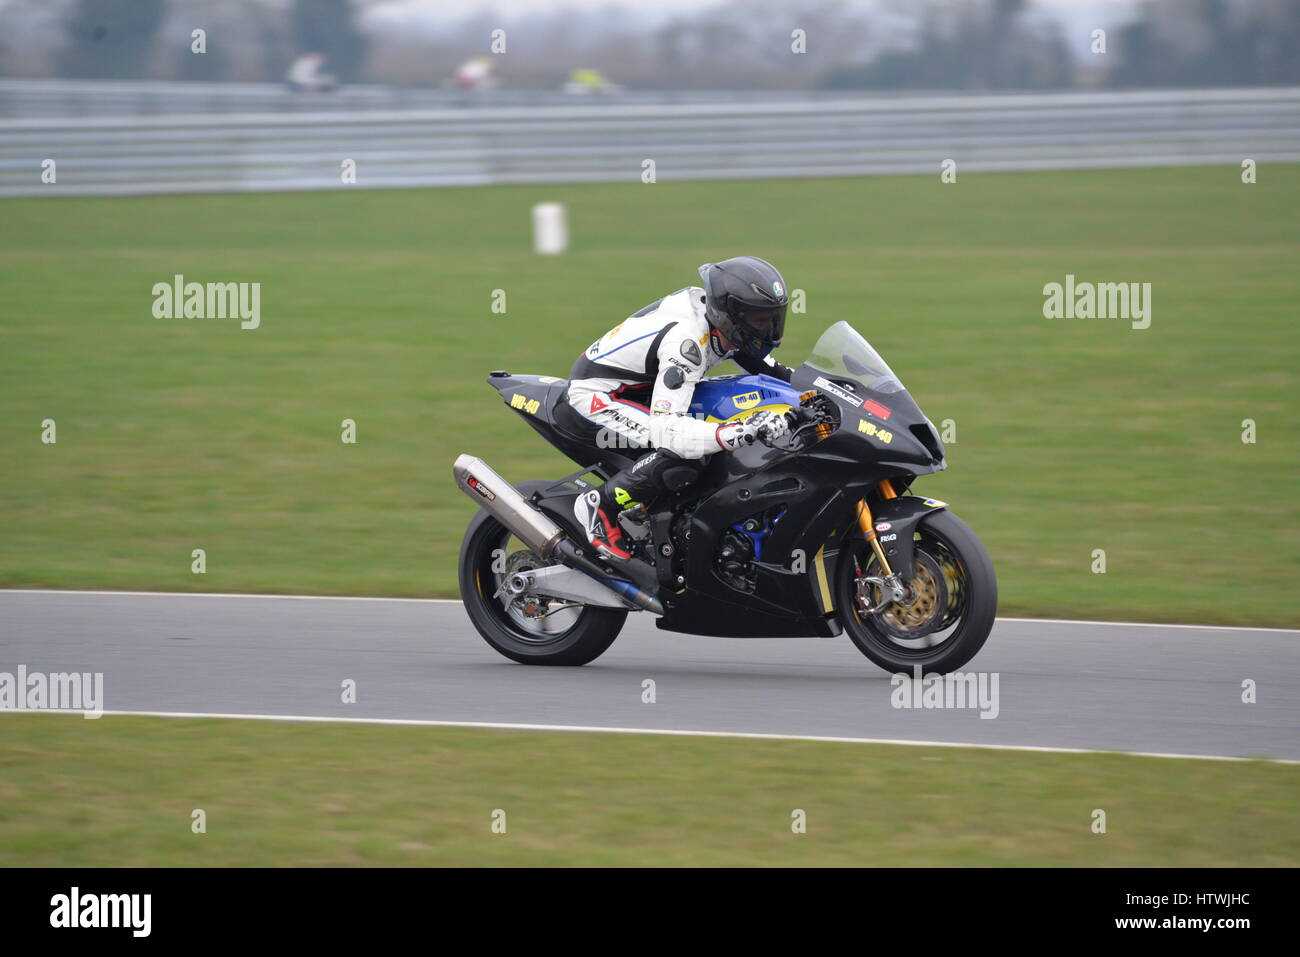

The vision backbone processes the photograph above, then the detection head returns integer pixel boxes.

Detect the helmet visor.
[732,302,786,351]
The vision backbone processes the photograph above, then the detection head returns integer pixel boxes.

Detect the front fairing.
[792,321,946,474]
[790,365,946,474]
[689,322,946,485]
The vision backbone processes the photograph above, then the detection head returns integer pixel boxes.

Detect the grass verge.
[2,713,1295,866]
[2,166,1297,623]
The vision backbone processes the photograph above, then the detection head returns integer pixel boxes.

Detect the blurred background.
[2,0,1299,193]
[1,0,1297,870]
[3,0,1299,93]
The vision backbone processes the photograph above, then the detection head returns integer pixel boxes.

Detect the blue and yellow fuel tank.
[687,373,802,423]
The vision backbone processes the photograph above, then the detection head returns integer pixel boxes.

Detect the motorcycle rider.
[562,256,795,563]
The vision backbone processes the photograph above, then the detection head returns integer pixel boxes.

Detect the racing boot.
[574,486,633,563]
[572,449,703,564]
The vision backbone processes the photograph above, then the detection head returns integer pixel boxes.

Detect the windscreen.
[804,321,905,394]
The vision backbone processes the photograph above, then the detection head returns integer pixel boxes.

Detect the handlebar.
[738,398,830,448]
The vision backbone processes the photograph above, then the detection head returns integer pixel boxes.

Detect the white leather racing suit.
[566,286,792,460]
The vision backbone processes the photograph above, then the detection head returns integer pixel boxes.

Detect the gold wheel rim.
[880,560,941,632]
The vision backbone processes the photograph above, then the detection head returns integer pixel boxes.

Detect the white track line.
[2,588,1296,633]
[4,708,1297,765]
[995,616,1299,634]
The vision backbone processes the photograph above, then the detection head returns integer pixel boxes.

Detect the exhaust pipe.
[550,538,664,615]
[453,454,663,615]
[453,454,565,558]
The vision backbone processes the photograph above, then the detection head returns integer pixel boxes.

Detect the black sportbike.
[454,321,996,674]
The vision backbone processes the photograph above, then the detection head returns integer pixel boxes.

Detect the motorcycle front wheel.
[834,509,997,675]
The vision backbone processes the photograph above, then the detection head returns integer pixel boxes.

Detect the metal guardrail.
[0,79,940,117]
[2,87,1297,197]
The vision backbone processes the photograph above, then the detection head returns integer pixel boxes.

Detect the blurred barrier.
[0,79,414,116]
[1,87,1297,196]
[0,79,939,116]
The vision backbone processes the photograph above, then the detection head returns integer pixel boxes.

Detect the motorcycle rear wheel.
[458,502,627,666]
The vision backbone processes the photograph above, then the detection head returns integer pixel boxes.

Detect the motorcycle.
[453,321,996,674]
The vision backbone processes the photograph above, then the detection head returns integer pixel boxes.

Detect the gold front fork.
[856,492,895,577]
[856,480,900,573]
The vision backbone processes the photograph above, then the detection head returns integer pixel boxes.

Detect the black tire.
[835,509,997,675]
[457,494,627,666]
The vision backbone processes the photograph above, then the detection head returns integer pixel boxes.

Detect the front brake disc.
[870,550,949,642]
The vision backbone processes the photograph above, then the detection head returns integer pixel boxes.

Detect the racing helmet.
[697,256,789,360]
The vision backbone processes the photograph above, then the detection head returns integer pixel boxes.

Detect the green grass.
[1,167,1297,623]
[1,714,1295,866]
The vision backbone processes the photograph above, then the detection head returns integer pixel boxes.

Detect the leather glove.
[715,409,789,450]
[751,408,790,444]
[715,419,755,451]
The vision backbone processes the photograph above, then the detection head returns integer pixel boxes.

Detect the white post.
[532,202,568,254]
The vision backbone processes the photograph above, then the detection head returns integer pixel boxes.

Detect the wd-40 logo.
[858,419,894,444]
[510,393,541,415]
[733,391,761,411]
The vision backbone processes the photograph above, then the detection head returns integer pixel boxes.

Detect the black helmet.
[698,256,789,359]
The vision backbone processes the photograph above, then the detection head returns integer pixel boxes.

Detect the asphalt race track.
[2,590,1296,761]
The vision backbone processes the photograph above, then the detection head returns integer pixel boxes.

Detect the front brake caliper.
[855,572,909,614]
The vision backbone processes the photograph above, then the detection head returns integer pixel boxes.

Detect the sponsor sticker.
[875,522,892,531]
[813,375,859,405]
[589,395,608,413]
[466,476,496,501]
[602,409,648,435]
[680,338,702,366]
[857,419,894,443]
[863,398,892,420]
[510,393,541,415]
[733,391,761,411]
[654,398,672,412]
